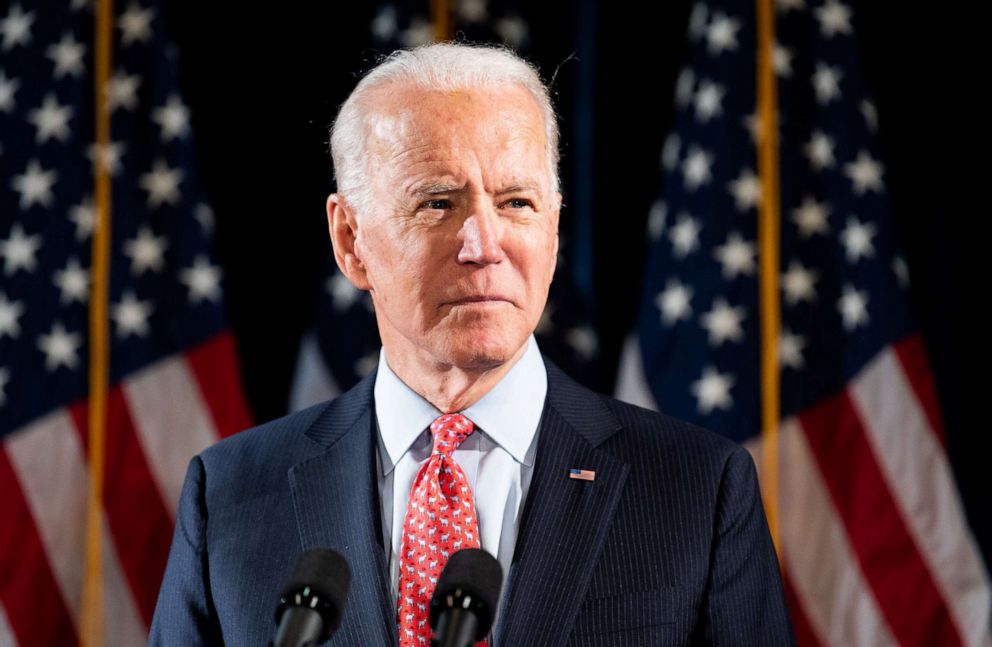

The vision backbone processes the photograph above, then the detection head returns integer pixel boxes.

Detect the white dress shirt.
[373,335,547,607]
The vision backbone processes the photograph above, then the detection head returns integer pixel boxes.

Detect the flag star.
[456,0,488,23]
[779,329,806,369]
[124,226,167,274]
[773,43,793,77]
[743,112,762,145]
[813,63,842,104]
[370,6,397,41]
[152,94,190,140]
[71,0,91,10]
[565,326,598,360]
[713,232,756,279]
[139,159,183,207]
[106,70,141,112]
[28,95,73,143]
[860,99,878,131]
[893,256,910,288]
[661,134,680,171]
[781,261,818,305]
[38,321,82,371]
[112,291,153,337]
[327,272,361,311]
[494,16,528,49]
[180,255,222,303]
[195,203,215,233]
[70,197,95,240]
[0,367,9,406]
[691,366,735,415]
[47,32,86,78]
[843,150,884,194]
[681,146,714,190]
[804,130,836,171]
[675,68,696,108]
[12,160,57,210]
[792,196,831,238]
[87,141,126,175]
[815,0,852,38]
[693,80,725,122]
[0,4,34,50]
[536,301,554,335]
[53,258,89,304]
[118,3,154,45]
[838,285,869,330]
[688,3,709,40]
[840,217,876,262]
[655,279,694,325]
[1,225,42,275]
[647,200,667,239]
[355,351,378,378]
[706,12,740,54]
[700,298,747,346]
[0,292,25,339]
[776,0,805,11]
[400,17,434,47]
[0,70,19,112]
[669,213,702,258]
[727,168,762,211]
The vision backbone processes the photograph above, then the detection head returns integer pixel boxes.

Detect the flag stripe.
[780,569,824,647]
[756,421,899,647]
[0,446,79,646]
[892,335,946,444]
[852,343,992,647]
[0,602,15,647]
[799,390,963,646]
[69,392,173,627]
[124,351,221,516]
[186,332,253,439]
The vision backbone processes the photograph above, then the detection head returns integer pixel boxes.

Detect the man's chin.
[438,334,527,373]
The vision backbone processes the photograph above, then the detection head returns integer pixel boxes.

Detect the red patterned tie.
[397,414,482,647]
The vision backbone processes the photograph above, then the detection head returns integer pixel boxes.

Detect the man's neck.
[381,340,529,413]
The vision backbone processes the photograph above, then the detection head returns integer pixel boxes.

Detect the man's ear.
[549,193,562,283]
[327,193,371,290]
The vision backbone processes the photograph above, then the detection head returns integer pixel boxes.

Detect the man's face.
[333,83,560,372]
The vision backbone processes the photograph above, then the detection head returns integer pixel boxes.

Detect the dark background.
[163,2,985,570]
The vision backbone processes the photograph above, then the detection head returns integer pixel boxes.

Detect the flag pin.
[569,468,595,481]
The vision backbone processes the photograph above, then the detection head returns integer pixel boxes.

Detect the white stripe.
[288,331,340,413]
[0,602,16,647]
[612,334,658,410]
[748,420,899,647]
[124,354,219,516]
[5,411,86,621]
[851,347,992,647]
[4,411,146,643]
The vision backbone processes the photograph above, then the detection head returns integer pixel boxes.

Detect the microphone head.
[429,548,502,638]
[276,548,351,638]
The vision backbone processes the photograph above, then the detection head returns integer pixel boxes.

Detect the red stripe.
[69,387,174,628]
[893,334,946,446]
[0,446,79,646]
[780,565,823,647]
[186,331,254,438]
[798,388,962,646]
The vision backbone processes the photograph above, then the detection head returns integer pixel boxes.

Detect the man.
[150,42,794,646]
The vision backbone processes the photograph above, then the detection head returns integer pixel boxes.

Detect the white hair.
[329,42,560,216]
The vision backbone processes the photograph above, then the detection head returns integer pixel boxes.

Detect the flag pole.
[81,0,114,643]
[756,0,782,554]
[430,0,453,41]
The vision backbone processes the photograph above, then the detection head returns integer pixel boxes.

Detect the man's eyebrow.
[496,182,542,195]
[409,183,464,197]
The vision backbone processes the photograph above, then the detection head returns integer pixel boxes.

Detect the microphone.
[273,548,351,647]
[429,548,502,647]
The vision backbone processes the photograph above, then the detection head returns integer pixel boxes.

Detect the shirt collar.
[373,335,547,473]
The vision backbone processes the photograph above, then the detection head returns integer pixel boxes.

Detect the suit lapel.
[494,361,630,647]
[289,375,397,647]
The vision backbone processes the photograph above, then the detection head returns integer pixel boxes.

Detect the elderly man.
[150,43,794,646]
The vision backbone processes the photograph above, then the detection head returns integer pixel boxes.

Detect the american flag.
[615,0,991,645]
[0,1,251,644]
[289,0,602,409]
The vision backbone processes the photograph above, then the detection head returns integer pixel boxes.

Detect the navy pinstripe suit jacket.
[150,357,794,646]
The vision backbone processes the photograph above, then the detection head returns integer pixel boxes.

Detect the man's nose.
[457,201,505,265]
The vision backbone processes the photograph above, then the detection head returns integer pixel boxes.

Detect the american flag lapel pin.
[569,468,596,481]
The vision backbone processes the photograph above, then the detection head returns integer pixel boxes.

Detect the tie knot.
[430,414,474,457]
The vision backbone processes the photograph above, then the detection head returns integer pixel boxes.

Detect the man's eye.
[503,198,532,209]
[421,199,452,210]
